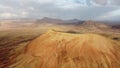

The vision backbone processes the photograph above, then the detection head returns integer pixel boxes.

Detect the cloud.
[0,13,18,18]
[38,0,54,4]
[110,0,120,5]
[96,9,120,21]
[55,0,85,9]
[92,0,108,5]
[101,10,120,18]
[0,0,119,22]
[90,0,120,6]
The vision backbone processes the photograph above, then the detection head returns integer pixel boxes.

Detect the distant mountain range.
[35,17,65,24]
[0,17,119,29]
[35,17,119,29]
[80,20,111,29]
[112,25,120,29]
[35,17,120,26]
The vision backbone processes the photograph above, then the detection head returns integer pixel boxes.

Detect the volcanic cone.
[10,30,120,68]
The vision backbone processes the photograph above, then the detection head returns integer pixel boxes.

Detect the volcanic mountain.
[80,20,111,29]
[36,17,66,24]
[9,30,120,68]
[112,24,120,29]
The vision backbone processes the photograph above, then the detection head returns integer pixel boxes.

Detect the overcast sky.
[0,0,120,21]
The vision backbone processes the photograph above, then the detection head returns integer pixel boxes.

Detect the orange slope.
[10,30,120,68]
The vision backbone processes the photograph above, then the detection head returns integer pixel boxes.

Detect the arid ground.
[0,19,120,68]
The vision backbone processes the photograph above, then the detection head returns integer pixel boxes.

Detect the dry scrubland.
[0,21,120,68]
